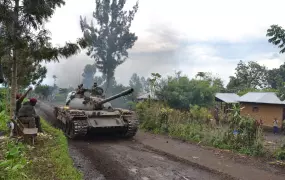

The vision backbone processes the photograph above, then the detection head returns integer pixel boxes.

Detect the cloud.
[41,0,285,87]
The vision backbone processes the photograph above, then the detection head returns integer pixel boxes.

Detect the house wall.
[240,103,283,128]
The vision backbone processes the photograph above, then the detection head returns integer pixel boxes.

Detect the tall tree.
[267,68,283,89]
[79,0,139,93]
[82,63,96,88]
[0,0,82,116]
[226,60,268,92]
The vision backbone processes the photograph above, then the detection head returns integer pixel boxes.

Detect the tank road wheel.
[123,119,139,138]
[67,121,77,139]
[55,119,62,129]
[64,121,69,136]
[59,121,65,131]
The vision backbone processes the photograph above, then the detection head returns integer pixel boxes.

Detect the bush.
[136,101,265,156]
[0,111,9,134]
[275,139,285,160]
[0,140,29,180]
[0,88,9,113]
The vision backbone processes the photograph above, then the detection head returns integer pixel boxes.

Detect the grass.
[0,116,82,180]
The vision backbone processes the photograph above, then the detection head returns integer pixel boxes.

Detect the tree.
[94,75,104,86]
[267,68,283,89]
[212,77,226,92]
[156,74,218,109]
[0,0,82,116]
[226,60,268,92]
[149,73,162,97]
[129,73,143,97]
[34,84,53,100]
[82,63,96,88]
[196,72,206,80]
[226,76,242,92]
[79,0,139,93]
[1,54,47,88]
[140,76,150,93]
[267,25,285,53]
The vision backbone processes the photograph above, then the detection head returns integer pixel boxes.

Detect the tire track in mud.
[36,101,227,180]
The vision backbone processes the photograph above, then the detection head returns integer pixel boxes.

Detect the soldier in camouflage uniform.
[18,98,43,132]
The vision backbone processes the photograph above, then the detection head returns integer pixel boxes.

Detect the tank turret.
[67,88,134,110]
[89,88,134,109]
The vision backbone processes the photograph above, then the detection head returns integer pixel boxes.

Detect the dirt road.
[36,102,284,180]
[36,102,229,180]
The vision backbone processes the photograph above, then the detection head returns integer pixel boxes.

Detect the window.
[252,106,259,112]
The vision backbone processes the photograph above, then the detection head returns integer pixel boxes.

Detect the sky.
[42,0,285,88]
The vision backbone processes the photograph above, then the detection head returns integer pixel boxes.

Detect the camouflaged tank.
[54,87,139,139]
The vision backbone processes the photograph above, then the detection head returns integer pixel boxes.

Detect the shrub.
[136,101,265,156]
[0,140,29,180]
[275,139,285,160]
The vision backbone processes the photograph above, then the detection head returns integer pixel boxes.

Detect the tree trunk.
[10,54,17,117]
[9,0,19,118]
[105,78,110,95]
[104,74,111,96]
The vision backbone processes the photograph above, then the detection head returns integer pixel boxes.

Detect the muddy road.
[35,102,229,180]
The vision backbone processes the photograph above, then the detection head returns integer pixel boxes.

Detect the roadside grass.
[136,101,266,157]
[274,138,285,161]
[0,115,82,180]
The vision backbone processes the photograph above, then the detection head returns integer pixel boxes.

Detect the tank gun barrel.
[99,88,134,105]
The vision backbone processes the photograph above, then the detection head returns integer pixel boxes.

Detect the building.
[239,92,285,128]
[215,93,240,113]
[137,92,158,102]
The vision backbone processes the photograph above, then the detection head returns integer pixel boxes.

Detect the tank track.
[67,119,88,139]
[55,109,88,139]
[123,118,139,138]
[66,110,88,139]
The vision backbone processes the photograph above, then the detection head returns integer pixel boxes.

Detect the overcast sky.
[42,0,285,87]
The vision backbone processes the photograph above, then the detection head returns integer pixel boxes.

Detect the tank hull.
[54,106,139,139]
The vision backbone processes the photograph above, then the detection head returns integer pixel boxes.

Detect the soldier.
[76,84,83,93]
[15,87,33,117]
[91,82,104,96]
[18,98,43,133]
[91,82,98,95]
[9,87,33,137]
[93,82,97,88]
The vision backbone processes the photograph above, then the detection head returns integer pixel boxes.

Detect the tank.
[54,87,139,139]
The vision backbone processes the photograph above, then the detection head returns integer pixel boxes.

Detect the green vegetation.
[1,0,285,177]
[0,116,82,180]
[134,69,285,160]
[275,139,285,160]
[136,101,265,156]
